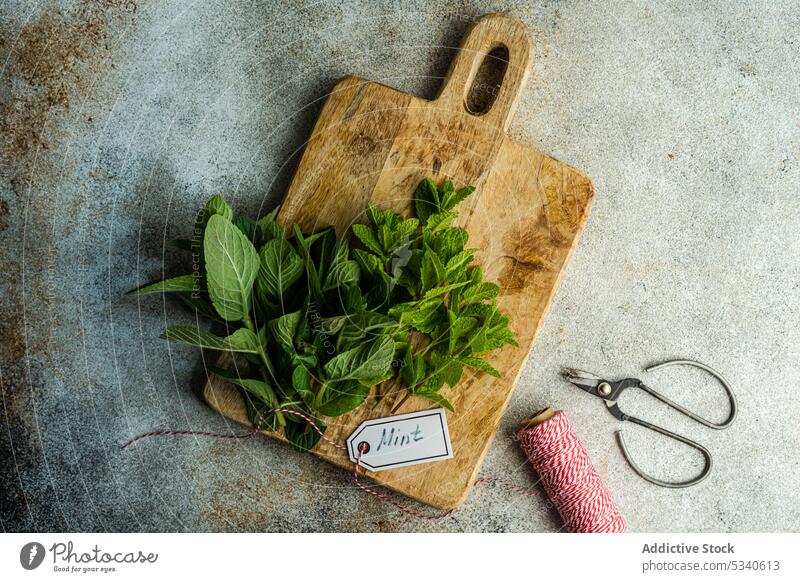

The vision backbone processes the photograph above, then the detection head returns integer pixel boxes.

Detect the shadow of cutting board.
[204,12,593,509]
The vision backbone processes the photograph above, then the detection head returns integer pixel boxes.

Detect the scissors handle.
[617,414,713,488]
[642,359,737,429]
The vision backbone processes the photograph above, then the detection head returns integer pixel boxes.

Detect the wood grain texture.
[204,12,594,509]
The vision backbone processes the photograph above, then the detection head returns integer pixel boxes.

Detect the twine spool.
[518,408,626,533]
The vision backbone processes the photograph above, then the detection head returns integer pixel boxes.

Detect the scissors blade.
[561,368,603,391]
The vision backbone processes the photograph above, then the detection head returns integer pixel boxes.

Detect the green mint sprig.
[129,179,517,451]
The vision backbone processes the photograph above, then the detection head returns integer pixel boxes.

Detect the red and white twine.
[519,410,626,533]
[123,408,624,531]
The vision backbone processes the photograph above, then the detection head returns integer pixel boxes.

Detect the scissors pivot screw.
[598,382,612,396]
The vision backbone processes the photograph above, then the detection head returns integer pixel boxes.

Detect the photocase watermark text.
[49,541,158,565]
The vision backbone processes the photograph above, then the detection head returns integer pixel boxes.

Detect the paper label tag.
[346,408,453,471]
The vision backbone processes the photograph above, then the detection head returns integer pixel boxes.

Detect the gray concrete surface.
[2,0,799,532]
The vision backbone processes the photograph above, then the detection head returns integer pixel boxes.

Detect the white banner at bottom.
[1,533,798,581]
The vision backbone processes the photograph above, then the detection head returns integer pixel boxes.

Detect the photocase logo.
[20,542,46,570]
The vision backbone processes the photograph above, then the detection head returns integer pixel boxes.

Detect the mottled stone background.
[2,0,799,532]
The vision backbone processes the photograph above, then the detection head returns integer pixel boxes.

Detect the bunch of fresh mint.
[130,179,517,451]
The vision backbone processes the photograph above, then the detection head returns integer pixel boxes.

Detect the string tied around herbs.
[121,408,538,521]
[122,407,625,531]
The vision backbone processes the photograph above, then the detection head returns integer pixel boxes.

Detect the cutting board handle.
[436,12,533,133]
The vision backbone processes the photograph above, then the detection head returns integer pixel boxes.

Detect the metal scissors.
[562,359,737,488]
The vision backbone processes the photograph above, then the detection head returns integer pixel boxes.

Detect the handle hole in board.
[464,44,509,116]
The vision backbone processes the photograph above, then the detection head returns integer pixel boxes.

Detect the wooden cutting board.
[204,12,593,509]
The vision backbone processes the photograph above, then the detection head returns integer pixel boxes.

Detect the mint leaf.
[441,185,474,210]
[461,283,500,303]
[210,366,276,404]
[352,224,384,256]
[461,302,495,320]
[258,238,303,299]
[234,215,257,240]
[458,354,501,378]
[387,300,419,317]
[401,352,426,388]
[285,417,326,451]
[292,225,331,301]
[353,248,382,277]
[445,249,476,281]
[256,207,282,246]
[243,395,281,432]
[317,380,371,416]
[204,214,259,321]
[335,320,367,353]
[127,274,198,296]
[268,310,303,354]
[366,204,383,227]
[422,281,468,300]
[175,293,223,322]
[393,298,444,334]
[359,371,394,388]
[292,365,315,408]
[318,315,348,335]
[160,325,261,353]
[421,372,445,393]
[430,348,463,387]
[449,315,478,353]
[394,217,419,241]
[323,242,360,291]
[421,245,445,293]
[441,362,464,387]
[426,211,457,231]
[429,228,468,264]
[323,335,394,382]
[190,195,234,267]
[416,390,454,412]
[468,311,519,353]
[206,195,233,220]
[414,178,440,224]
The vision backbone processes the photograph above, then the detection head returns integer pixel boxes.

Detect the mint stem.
[313,381,328,410]
[242,315,286,428]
